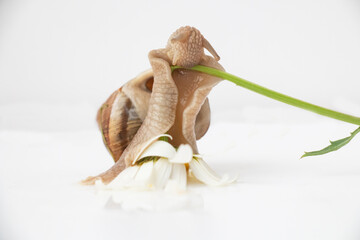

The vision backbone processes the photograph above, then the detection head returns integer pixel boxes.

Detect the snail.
[83,26,224,185]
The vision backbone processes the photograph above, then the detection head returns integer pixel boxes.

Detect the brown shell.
[96,89,142,162]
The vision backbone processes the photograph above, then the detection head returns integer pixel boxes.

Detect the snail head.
[166,26,220,68]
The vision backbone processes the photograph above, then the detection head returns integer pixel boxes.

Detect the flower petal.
[189,158,236,186]
[133,161,155,189]
[106,161,155,190]
[136,141,176,164]
[107,165,140,189]
[153,158,172,189]
[132,134,173,164]
[165,164,187,192]
[168,144,193,164]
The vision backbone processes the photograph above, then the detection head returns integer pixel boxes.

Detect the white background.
[1,0,360,239]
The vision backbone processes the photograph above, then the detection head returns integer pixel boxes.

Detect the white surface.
[1,113,360,240]
[1,0,360,239]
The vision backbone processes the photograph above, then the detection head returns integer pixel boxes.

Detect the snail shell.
[96,69,211,163]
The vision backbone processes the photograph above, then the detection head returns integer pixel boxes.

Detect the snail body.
[83,26,224,184]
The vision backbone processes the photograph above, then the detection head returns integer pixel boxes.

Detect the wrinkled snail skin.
[82,26,224,185]
[168,55,224,152]
[194,98,211,140]
[121,49,179,167]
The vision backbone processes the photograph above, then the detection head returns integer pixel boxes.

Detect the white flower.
[96,135,236,192]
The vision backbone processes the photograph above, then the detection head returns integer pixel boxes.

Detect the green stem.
[172,65,360,126]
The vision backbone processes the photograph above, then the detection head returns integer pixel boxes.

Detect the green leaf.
[301,127,360,158]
